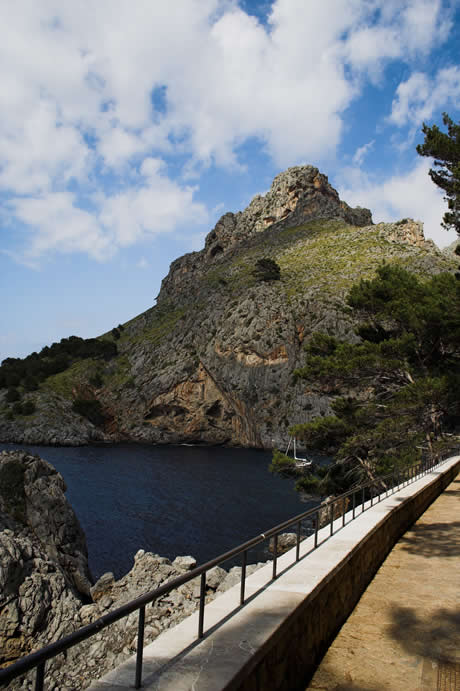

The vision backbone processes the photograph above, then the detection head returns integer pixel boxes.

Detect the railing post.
[352,490,356,519]
[272,534,278,579]
[330,501,334,536]
[35,662,45,691]
[198,572,206,638]
[240,550,247,605]
[342,497,346,526]
[296,521,301,562]
[135,605,146,689]
[314,512,319,548]
[361,487,365,512]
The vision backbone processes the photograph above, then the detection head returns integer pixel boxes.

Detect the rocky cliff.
[0,450,91,668]
[0,166,456,447]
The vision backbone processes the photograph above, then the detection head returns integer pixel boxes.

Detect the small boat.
[285,437,312,468]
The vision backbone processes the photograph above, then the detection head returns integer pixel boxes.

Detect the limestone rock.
[0,450,91,669]
[172,555,197,571]
[90,572,115,601]
[269,532,300,555]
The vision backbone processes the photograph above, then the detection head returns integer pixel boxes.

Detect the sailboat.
[285,437,312,468]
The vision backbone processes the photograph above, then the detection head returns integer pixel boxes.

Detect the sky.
[2,0,460,362]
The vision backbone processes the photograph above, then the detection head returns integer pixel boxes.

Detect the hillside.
[0,165,456,447]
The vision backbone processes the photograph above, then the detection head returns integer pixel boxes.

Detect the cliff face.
[0,166,456,447]
[0,450,91,666]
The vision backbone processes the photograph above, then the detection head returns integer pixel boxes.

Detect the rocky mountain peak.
[203,165,373,259]
[160,165,373,302]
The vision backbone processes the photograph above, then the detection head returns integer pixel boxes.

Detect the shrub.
[89,373,104,388]
[21,400,36,415]
[6,387,20,403]
[252,257,281,281]
[24,376,39,391]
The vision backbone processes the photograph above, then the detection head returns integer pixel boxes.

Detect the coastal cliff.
[0,165,456,447]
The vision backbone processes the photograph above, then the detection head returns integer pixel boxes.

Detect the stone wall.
[233,458,460,691]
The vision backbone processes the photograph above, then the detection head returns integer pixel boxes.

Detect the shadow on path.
[387,605,460,663]
[398,520,460,558]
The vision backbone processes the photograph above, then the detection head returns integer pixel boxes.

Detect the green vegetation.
[43,359,99,398]
[417,112,460,237]
[0,335,117,391]
[6,388,20,402]
[9,400,36,417]
[0,459,26,522]
[141,306,188,346]
[89,372,104,388]
[271,265,460,496]
[252,257,281,281]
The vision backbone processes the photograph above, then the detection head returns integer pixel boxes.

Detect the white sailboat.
[285,437,312,468]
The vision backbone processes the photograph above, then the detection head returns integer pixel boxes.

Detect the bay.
[1,443,318,580]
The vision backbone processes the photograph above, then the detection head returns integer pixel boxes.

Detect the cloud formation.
[0,0,456,261]
[389,66,460,127]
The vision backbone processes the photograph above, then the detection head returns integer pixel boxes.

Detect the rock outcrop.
[0,166,457,448]
[0,450,91,669]
[160,165,372,301]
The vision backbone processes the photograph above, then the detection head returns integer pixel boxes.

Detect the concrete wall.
[233,458,460,691]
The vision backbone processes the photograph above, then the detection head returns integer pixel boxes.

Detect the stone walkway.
[308,472,460,691]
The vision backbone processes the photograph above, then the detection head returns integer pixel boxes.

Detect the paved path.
[308,472,460,691]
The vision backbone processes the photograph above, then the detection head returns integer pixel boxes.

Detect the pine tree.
[270,265,460,496]
[416,112,460,237]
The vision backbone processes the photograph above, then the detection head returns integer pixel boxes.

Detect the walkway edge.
[88,455,460,691]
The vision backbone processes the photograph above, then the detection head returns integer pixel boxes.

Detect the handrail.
[1,447,458,690]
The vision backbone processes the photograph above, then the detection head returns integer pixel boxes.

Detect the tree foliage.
[0,335,118,391]
[252,257,281,281]
[272,265,460,496]
[416,112,460,237]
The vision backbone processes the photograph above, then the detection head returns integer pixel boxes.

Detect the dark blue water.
[1,443,316,579]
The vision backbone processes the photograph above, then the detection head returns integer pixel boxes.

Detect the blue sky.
[1,0,460,361]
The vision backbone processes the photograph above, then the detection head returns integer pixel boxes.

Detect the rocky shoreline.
[0,450,280,690]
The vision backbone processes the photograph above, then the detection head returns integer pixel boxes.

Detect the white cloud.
[343,0,451,83]
[8,161,208,261]
[336,158,458,248]
[9,192,111,262]
[353,140,375,166]
[389,66,460,128]
[0,0,456,262]
[99,158,208,248]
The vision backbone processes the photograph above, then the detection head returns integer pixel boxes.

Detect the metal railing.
[1,447,458,690]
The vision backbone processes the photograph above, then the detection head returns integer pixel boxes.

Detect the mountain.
[0,165,456,447]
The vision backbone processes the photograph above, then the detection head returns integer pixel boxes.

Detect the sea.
[0,443,320,580]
